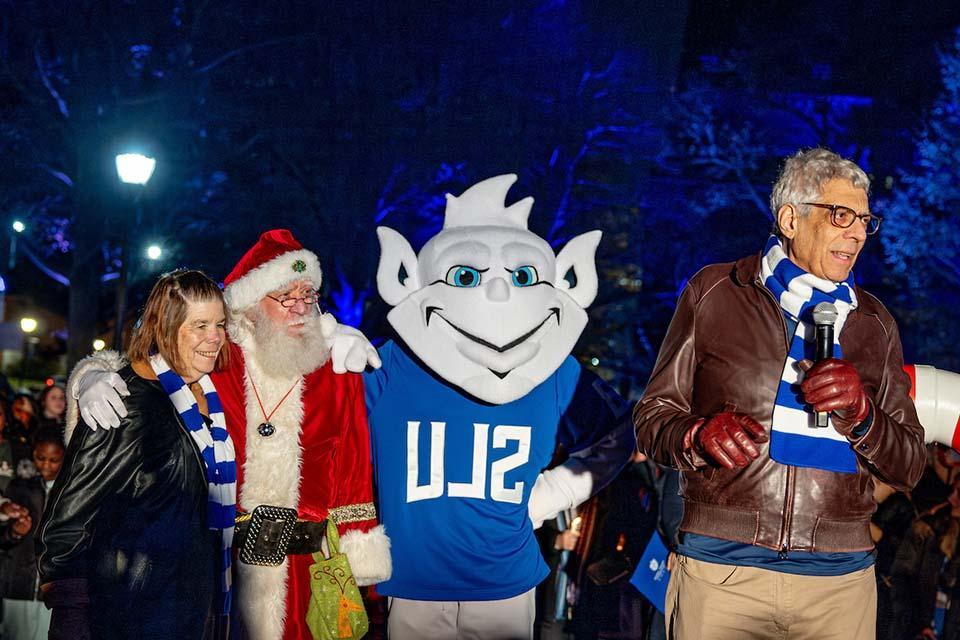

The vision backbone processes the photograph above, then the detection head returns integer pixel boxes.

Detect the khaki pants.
[387,588,536,640]
[666,555,876,640]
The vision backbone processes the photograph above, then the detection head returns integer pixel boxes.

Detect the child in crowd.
[1,427,66,640]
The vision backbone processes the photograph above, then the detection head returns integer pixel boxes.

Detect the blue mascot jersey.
[364,340,589,601]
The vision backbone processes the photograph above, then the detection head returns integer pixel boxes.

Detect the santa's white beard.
[248,308,331,377]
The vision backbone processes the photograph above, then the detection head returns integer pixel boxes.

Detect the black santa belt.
[234,505,327,566]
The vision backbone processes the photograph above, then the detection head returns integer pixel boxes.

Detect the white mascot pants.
[387,589,536,640]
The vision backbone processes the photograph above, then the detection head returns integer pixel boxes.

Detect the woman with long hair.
[37,384,67,432]
[37,270,236,640]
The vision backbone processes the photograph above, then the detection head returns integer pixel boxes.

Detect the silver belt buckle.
[238,505,298,566]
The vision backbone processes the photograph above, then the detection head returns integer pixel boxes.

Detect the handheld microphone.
[811,302,838,428]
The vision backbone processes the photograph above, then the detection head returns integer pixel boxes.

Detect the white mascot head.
[376,174,601,405]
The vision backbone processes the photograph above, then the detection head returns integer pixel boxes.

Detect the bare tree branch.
[37,164,74,188]
[935,254,960,287]
[547,124,642,243]
[33,42,69,119]
[195,34,317,74]
[268,141,326,222]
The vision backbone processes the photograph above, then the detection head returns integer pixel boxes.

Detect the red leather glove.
[689,411,768,469]
[799,358,871,437]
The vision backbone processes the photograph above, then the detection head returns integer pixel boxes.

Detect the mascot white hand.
[67,350,129,434]
[76,369,130,430]
[322,313,383,374]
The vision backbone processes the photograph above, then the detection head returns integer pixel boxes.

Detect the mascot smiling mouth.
[426,306,561,377]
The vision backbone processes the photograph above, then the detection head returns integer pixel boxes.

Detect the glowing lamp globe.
[115,153,156,186]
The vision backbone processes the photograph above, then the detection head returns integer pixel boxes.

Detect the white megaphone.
[904,364,960,451]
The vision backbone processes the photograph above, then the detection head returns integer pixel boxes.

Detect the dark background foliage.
[1,1,958,392]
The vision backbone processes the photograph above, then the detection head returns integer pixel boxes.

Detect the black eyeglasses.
[802,202,882,235]
[266,290,320,308]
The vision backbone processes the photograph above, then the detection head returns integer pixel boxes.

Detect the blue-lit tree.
[659,54,877,267]
[0,1,283,363]
[313,2,691,395]
[881,28,960,370]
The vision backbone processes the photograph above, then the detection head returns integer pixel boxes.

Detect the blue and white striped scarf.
[760,236,859,474]
[150,355,237,614]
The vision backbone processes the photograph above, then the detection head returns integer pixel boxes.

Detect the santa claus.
[69,229,390,639]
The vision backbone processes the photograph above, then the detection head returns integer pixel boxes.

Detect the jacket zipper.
[778,469,796,558]
[755,277,794,557]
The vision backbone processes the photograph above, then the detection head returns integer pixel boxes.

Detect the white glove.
[527,462,596,530]
[77,369,130,430]
[321,313,382,374]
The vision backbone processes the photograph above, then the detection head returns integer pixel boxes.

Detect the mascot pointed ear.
[377,226,421,306]
[553,230,602,309]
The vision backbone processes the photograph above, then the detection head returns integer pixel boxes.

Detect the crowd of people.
[875,447,960,640]
[0,381,67,639]
[0,147,957,640]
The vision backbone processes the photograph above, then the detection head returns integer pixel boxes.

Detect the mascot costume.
[366,174,635,639]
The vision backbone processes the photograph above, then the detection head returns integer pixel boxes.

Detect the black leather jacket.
[635,254,925,553]
[37,365,219,640]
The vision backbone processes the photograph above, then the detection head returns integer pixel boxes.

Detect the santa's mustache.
[248,307,330,376]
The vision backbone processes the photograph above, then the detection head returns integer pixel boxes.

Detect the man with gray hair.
[634,148,925,638]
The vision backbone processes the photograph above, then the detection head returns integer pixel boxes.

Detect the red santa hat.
[222,229,323,312]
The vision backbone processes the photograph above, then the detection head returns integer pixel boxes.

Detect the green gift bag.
[306,519,369,640]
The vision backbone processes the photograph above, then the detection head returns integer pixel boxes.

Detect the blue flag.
[629,534,671,614]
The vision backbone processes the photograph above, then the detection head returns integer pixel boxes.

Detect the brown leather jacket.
[634,254,926,553]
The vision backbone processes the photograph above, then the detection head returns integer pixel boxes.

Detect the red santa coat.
[212,341,385,640]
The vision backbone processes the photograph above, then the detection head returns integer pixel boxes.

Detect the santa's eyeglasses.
[266,290,320,308]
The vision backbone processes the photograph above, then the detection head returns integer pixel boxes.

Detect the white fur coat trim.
[64,349,128,444]
[236,348,305,640]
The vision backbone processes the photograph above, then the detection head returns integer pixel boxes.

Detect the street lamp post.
[114,152,156,350]
[9,219,25,270]
[19,316,38,387]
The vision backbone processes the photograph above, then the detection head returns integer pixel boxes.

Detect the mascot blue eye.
[445,266,481,288]
[510,266,539,287]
